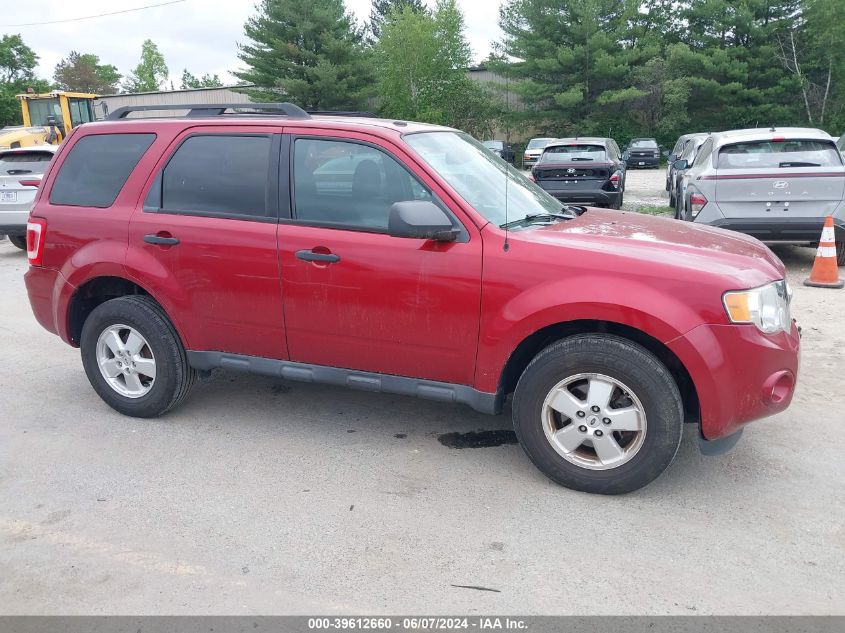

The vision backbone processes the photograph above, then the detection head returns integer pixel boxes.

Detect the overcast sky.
[2,0,502,88]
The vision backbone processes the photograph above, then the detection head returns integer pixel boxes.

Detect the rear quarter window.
[717,139,842,169]
[49,133,156,208]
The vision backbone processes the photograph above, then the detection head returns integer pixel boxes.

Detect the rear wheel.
[512,334,683,494]
[8,235,26,250]
[837,242,845,266]
[81,295,196,418]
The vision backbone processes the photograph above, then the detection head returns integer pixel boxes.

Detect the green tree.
[376,0,502,137]
[0,34,50,126]
[235,0,373,110]
[180,69,223,90]
[122,39,169,93]
[54,51,121,94]
[368,0,425,39]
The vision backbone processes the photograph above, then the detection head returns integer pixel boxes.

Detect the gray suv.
[676,127,845,264]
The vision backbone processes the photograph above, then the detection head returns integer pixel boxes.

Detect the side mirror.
[673,159,689,170]
[663,150,671,158]
[388,201,459,242]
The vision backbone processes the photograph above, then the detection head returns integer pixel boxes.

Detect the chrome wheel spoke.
[553,426,586,453]
[605,406,641,431]
[548,388,584,419]
[124,331,146,356]
[123,372,144,393]
[134,358,156,380]
[103,330,125,356]
[593,433,625,466]
[586,378,615,410]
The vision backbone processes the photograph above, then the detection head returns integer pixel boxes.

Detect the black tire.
[8,235,26,250]
[512,334,683,494]
[837,242,845,266]
[80,295,196,418]
[611,193,623,210]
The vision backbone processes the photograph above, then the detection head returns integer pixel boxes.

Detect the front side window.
[152,135,272,218]
[50,133,155,208]
[540,144,606,162]
[717,139,842,169]
[292,138,432,231]
[405,131,564,226]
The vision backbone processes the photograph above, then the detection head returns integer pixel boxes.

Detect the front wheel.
[512,334,683,494]
[8,235,26,250]
[81,295,196,418]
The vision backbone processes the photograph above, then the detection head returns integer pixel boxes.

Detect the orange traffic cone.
[804,216,843,289]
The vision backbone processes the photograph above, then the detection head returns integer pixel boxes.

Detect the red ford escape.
[24,104,800,494]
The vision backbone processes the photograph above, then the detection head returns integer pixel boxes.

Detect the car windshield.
[541,144,606,162]
[483,141,504,150]
[405,131,565,226]
[717,139,842,169]
[0,151,53,174]
[527,138,555,150]
[631,140,658,148]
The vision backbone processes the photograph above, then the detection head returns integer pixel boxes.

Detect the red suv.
[24,104,800,494]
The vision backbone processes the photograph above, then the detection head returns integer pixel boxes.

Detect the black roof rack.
[106,102,311,120]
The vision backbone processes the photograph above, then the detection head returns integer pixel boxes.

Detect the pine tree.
[368,0,425,39]
[235,0,373,110]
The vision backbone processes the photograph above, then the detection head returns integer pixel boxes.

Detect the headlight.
[723,280,792,334]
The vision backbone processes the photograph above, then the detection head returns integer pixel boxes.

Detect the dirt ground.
[0,174,843,614]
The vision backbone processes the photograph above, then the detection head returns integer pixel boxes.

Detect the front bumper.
[702,216,845,245]
[626,156,660,167]
[668,321,800,440]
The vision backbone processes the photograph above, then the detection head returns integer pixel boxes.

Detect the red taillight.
[19,179,40,188]
[528,171,536,182]
[772,136,786,142]
[26,218,46,266]
[609,172,620,189]
[689,192,708,218]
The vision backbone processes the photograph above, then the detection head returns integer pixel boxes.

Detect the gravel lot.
[1,180,843,614]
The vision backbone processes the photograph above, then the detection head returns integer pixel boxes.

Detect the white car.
[522,137,556,169]
[676,127,845,264]
[0,145,58,250]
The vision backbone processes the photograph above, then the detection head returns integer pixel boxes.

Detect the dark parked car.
[531,137,625,208]
[624,138,661,168]
[482,140,515,164]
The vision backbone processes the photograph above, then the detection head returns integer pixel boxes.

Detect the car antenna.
[503,159,510,252]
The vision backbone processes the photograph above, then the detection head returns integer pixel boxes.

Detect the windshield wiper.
[779,161,820,167]
[500,209,579,229]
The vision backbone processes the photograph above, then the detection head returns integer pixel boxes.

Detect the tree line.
[2,0,843,146]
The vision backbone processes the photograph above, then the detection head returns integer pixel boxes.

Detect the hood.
[523,208,785,287]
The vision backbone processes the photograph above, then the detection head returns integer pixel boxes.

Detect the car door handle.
[296,249,340,263]
[144,234,180,246]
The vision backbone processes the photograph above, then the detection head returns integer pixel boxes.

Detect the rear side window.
[693,139,713,167]
[151,135,272,219]
[50,134,155,208]
[541,144,606,162]
[718,139,842,169]
[0,151,54,175]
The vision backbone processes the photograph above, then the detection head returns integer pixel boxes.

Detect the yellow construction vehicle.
[0,91,98,149]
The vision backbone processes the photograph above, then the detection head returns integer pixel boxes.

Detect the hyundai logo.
[567,168,576,173]
[773,181,789,189]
